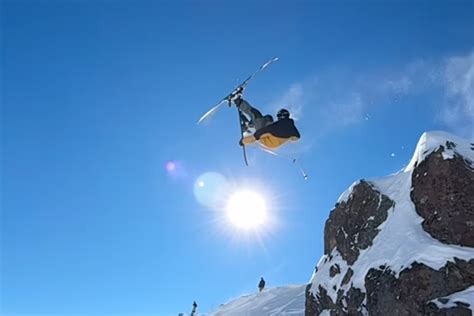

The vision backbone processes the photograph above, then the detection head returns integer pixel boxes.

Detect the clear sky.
[2,0,473,315]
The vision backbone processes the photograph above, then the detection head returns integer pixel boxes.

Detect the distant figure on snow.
[258,277,266,292]
[190,301,197,316]
[233,95,300,149]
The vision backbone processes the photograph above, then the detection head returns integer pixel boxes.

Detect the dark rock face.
[411,146,474,247]
[307,259,474,316]
[307,180,395,314]
[305,284,318,316]
[305,285,334,316]
[329,264,341,277]
[424,302,472,316]
[341,268,353,286]
[305,284,365,316]
[324,180,395,265]
[365,259,474,315]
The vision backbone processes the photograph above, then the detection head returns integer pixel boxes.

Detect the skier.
[190,301,197,316]
[258,277,266,292]
[233,95,300,149]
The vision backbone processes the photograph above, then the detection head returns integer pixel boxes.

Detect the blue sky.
[2,0,473,315]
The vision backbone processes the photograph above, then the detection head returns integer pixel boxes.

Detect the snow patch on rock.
[430,286,474,311]
[405,131,473,172]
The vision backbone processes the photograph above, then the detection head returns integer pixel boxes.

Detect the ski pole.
[259,147,308,180]
[292,157,309,180]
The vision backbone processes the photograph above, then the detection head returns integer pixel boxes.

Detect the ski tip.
[197,116,206,125]
[197,115,210,125]
[261,57,279,69]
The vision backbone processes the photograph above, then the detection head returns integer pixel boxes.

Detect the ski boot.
[227,86,244,106]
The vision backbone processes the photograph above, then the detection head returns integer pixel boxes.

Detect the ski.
[197,57,279,125]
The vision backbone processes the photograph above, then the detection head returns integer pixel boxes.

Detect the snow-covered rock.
[207,285,306,316]
[306,131,474,315]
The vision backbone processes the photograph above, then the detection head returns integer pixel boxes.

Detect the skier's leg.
[234,98,263,126]
[254,118,266,130]
[255,114,273,130]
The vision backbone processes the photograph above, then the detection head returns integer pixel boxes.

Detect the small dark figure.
[258,277,266,292]
[190,301,197,316]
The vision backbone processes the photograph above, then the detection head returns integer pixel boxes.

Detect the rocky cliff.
[306,131,474,315]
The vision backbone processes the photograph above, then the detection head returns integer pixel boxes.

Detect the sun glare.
[226,190,267,229]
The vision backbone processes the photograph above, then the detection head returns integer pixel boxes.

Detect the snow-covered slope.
[207,285,306,316]
[307,131,474,315]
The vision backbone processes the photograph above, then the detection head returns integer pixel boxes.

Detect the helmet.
[277,108,290,120]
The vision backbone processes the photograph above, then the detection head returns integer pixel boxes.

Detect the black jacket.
[253,118,300,148]
[255,118,300,138]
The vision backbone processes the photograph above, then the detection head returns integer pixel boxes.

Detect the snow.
[310,131,474,309]
[336,180,360,204]
[207,285,306,316]
[405,131,473,172]
[430,286,474,311]
[311,251,350,302]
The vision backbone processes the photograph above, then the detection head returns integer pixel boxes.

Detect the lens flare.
[164,160,188,179]
[165,161,176,172]
[193,172,229,208]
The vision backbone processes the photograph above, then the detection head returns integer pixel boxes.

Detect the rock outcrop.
[411,144,474,247]
[364,259,474,315]
[324,180,395,265]
[306,131,474,315]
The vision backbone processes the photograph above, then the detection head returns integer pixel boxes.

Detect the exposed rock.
[305,284,365,316]
[365,259,474,315]
[424,301,472,316]
[324,180,395,265]
[329,264,341,277]
[341,268,353,286]
[305,284,317,316]
[411,146,474,247]
[306,133,474,316]
[305,285,337,316]
[308,259,473,315]
[337,287,365,315]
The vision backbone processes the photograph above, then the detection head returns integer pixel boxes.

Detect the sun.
[226,190,267,229]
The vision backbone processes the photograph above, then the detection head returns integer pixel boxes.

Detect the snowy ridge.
[336,180,360,204]
[405,130,473,172]
[207,285,306,316]
[310,131,474,310]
